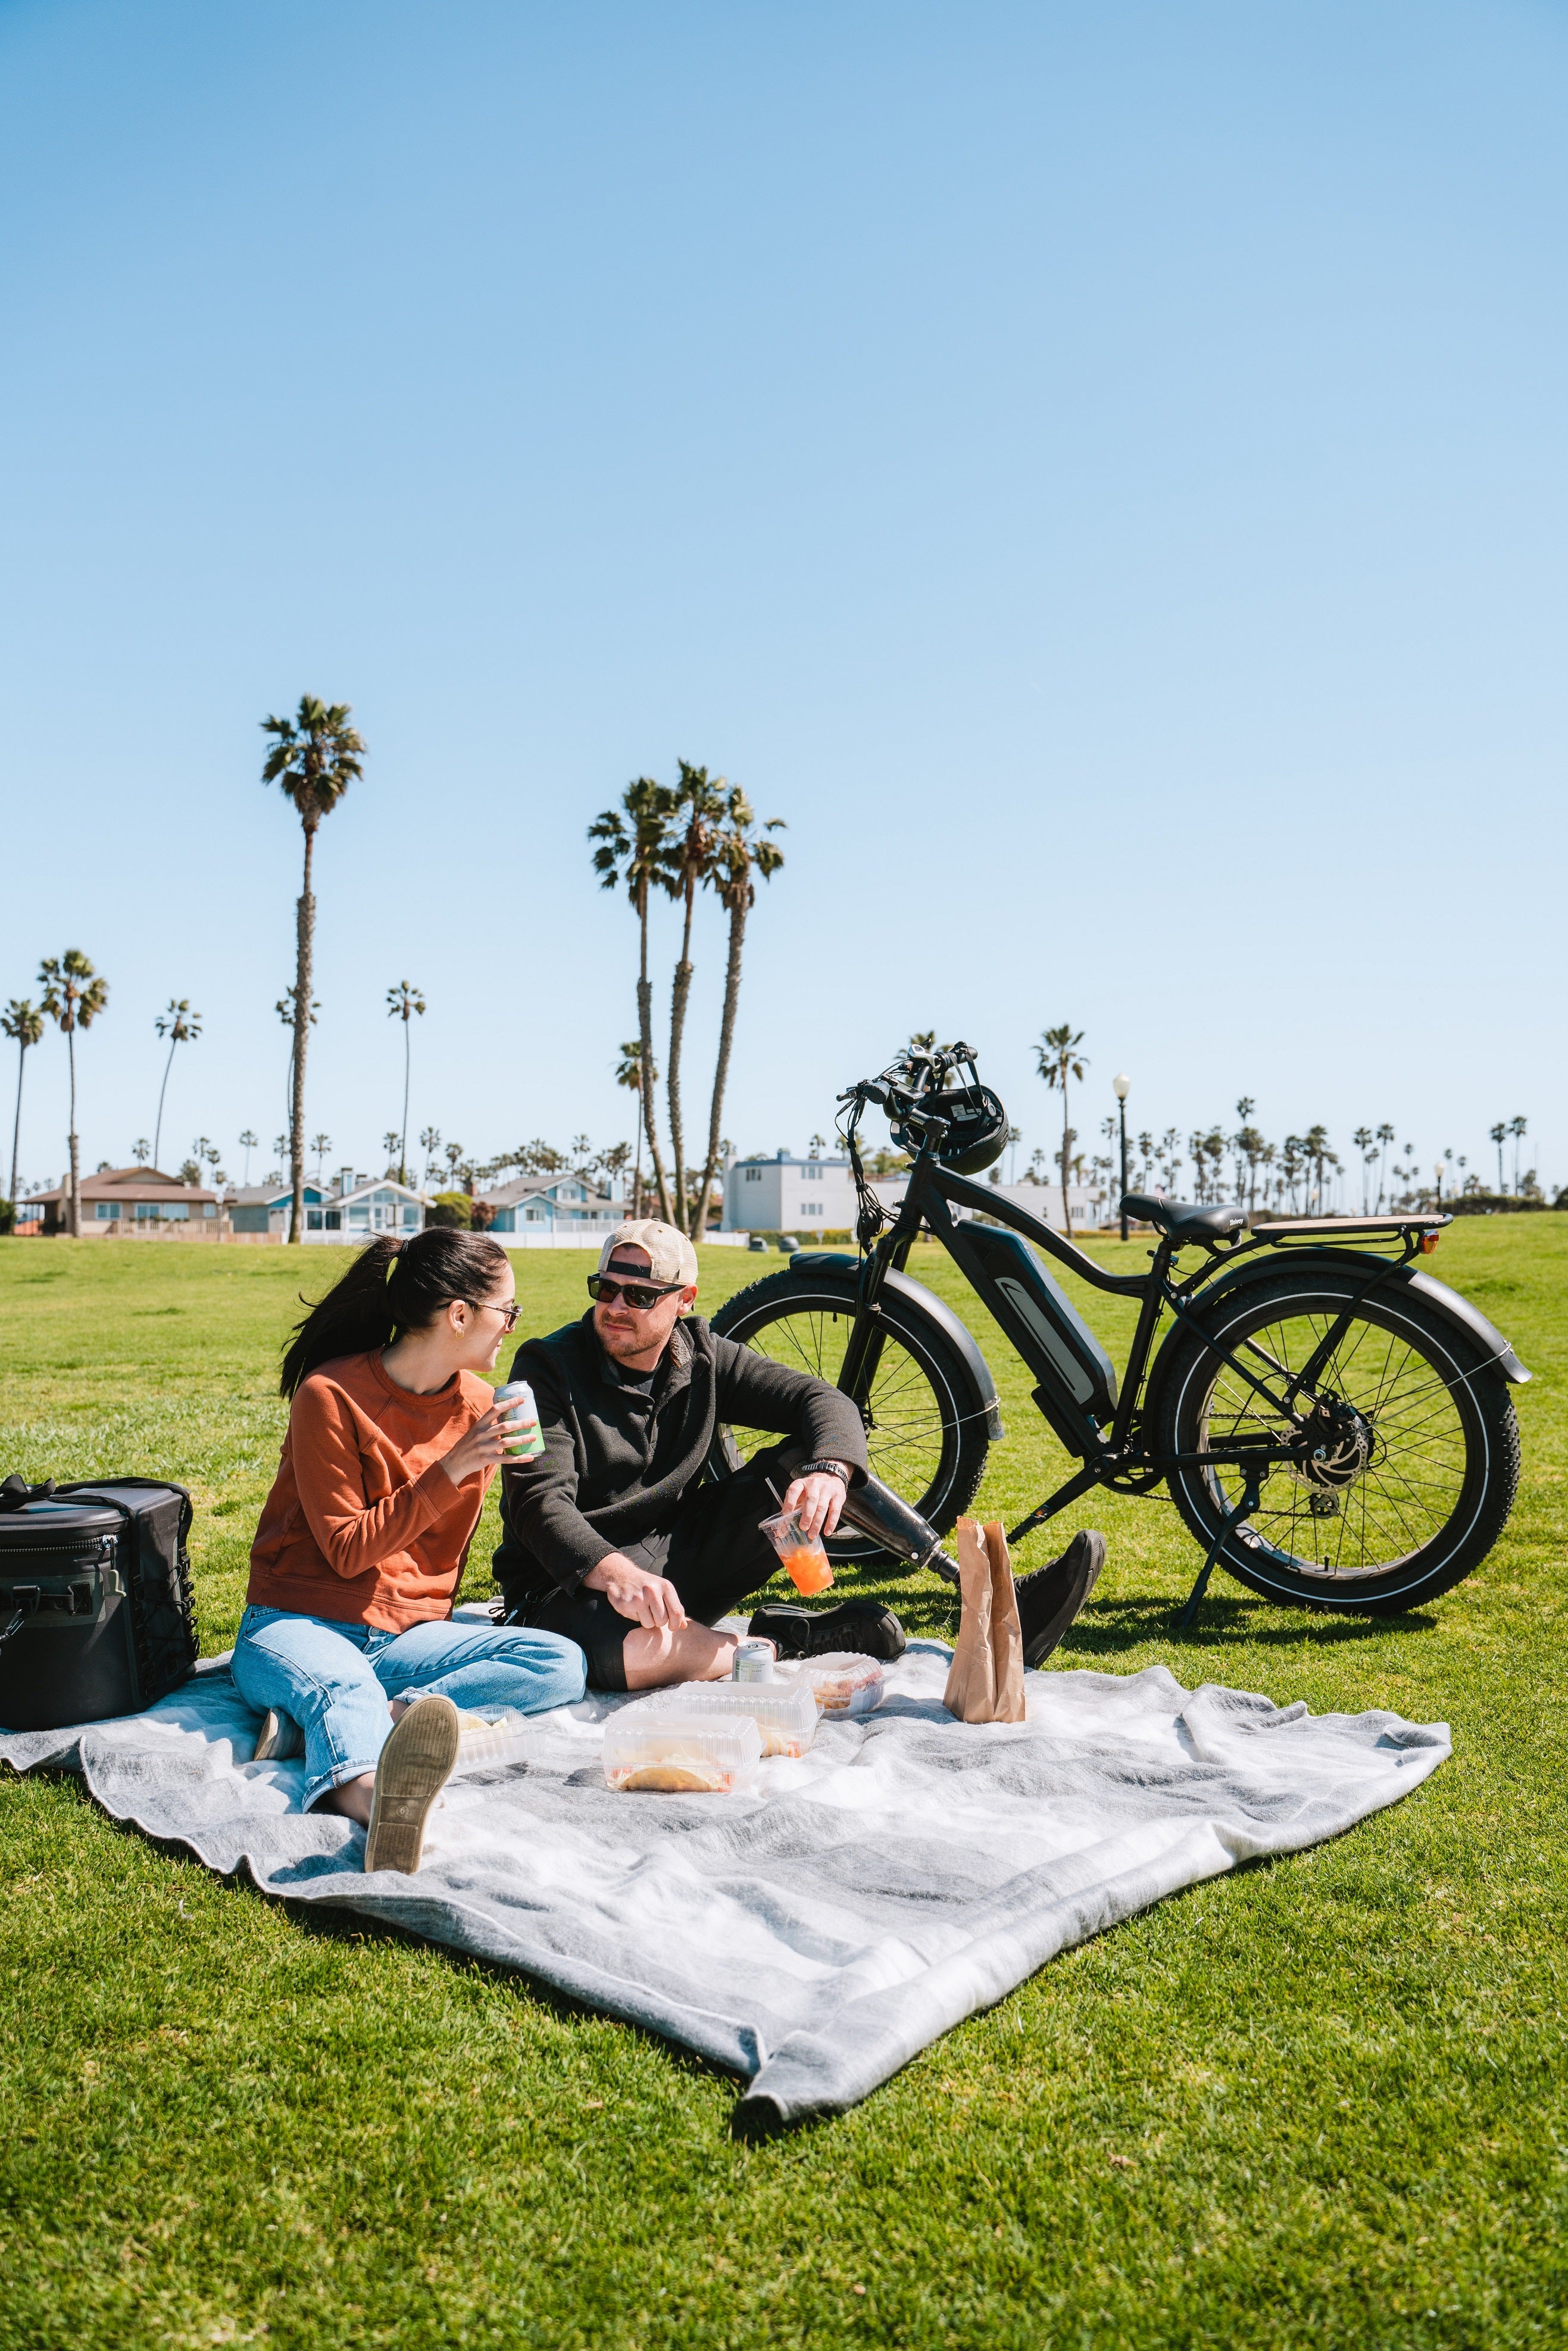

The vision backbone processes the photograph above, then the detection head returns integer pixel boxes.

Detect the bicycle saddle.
[1120,1194,1246,1246]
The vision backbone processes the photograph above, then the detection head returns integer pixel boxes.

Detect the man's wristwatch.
[798,1459,851,1485]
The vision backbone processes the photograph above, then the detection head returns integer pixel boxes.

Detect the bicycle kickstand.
[1173,1470,1264,1634]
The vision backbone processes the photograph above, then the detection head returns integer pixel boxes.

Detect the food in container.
[760,1506,834,1595]
[602,1708,763,1793]
[643,1677,819,1758]
[451,1710,538,1769]
[779,1651,885,1717]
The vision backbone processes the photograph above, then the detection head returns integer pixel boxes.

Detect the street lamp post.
[1114,1073,1131,1242]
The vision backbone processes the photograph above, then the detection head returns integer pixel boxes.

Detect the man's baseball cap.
[598,1219,699,1288]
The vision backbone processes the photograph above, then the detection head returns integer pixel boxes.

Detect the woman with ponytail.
[232,1228,585,1874]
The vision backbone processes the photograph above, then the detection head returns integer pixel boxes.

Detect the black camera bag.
[0,1475,198,1732]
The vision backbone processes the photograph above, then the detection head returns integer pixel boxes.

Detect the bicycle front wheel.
[708,1269,990,1563]
[1151,1267,1520,1613]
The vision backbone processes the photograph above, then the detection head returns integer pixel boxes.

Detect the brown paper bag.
[983,1519,1026,1724]
[942,1518,996,1722]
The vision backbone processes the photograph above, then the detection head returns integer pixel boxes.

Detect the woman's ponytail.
[280,1228,511,1397]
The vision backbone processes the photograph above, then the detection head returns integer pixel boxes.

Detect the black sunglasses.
[587,1273,686,1311]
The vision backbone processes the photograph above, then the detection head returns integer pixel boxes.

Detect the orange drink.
[760,1508,835,1596]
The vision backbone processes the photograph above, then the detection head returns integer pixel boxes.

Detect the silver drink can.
[732,1638,777,1683]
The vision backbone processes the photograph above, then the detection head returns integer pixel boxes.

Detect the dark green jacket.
[491,1310,867,1607]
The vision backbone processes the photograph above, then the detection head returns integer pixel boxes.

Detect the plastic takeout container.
[451,1710,538,1770]
[779,1651,885,1718]
[760,1506,834,1596]
[602,1708,763,1793]
[644,1677,818,1758]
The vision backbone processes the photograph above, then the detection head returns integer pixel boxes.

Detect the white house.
[229,1167,429,1242]
[721,1151,857,1234]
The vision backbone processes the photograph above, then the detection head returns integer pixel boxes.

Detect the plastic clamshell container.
[602,1708,763,1793]
[452,1711,538,1771]
[643,1678,819,1758]
[779,1652,886,1717]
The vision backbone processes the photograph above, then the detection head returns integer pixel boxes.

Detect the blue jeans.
[232,1605,587,1811]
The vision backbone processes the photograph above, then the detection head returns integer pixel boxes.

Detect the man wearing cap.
[491,1219,1102,1691]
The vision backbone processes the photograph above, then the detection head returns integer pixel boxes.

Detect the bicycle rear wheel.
[708,1270,990,1563]
[1151,1267,1520,1613]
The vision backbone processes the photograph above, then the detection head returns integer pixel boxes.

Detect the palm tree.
[132,1137,151,1165]
[3,999,45,1216]
[386,981,426,1183]
[261,695,365,1241]
[311,1132,332,1184]
[662,762,728,1231]
[1035,1025,1087,1237]
[238,1129,258,1184]
[1376,1122,1396,1210]
[1509,1116,1528,1196]
[152,1000,201,1172]
[382,1131,402,1176]
[1488,1121,1506,1195]
[689,789,786,1241]
[589,778,678,1222]
[1301,1124,1333,1214]
[614,1041,651,1216]
[38,953,108,1238]
[1351,1126,1373,1212]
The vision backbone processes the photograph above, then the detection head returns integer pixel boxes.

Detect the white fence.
[496,1228,755,1251]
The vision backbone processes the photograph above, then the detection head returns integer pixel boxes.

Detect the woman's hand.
[582,1554,689,1630]
[440,1404,517,1488]
[781,1468,849,1543]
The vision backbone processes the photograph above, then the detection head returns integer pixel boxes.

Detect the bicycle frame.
[836,1106,1434,1547]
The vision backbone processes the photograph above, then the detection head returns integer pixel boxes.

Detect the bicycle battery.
[944,1223,1119,1437]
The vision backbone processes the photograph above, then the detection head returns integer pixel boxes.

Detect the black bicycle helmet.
[892,1081,1009,1176]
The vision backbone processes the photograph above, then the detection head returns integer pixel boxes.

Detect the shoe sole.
[748,1602,907,1663]
[364,1695,461,1875]
[1020,1532,1106,1669]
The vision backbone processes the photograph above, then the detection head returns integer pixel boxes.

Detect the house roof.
[29,1169,218,1207]
[477,1174,619,1210]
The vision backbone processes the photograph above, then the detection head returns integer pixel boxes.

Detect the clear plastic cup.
[493,1380,545,1459]
[760,1507,835,1596]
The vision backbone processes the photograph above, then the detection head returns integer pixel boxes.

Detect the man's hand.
[583,1554,689,1630]
[780,1469,848,1543]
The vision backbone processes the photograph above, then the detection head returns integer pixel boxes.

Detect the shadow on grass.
[1060,1593,1439,1656]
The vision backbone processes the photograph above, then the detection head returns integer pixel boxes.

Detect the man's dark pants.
[507,1445,804,1690]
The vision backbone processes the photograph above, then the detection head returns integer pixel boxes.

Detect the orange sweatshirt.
[246,1351,498,1632]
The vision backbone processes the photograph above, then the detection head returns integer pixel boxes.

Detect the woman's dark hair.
[281,1229,511,1398]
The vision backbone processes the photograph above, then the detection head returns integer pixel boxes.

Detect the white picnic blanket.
[0,1647,1448,2122]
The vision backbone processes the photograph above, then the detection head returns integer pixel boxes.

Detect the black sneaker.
[747,1600,907,1663]
[1014,1530,1105,1668]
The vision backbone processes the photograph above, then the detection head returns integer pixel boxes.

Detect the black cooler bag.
[0,1478,198,1732]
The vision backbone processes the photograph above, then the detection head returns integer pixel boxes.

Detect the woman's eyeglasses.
[465,1297,523,1331]
[587,1273,685,1311]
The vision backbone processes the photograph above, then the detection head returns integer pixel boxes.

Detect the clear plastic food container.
[779,1651,886,1717]
[643,1678,819,1758]
[602,1709,763,1793]
[452,1710,538,1770]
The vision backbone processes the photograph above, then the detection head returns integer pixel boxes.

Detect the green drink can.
[493,1380,545,1459]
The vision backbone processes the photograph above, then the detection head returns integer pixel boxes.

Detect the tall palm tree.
[386,981,426,1183]
[261,695,365,1241]
[418,1126,441,1188]
[689,789,786,1241]
[1301,1123,1333,1214]
[1351,1126,1373,1213]
[38,952,109,1237]
[1035,1025,1087,1237]
[616,1039,653,1216]
[239,1129,258,1184]
[589,778,677,1222]
[3,999,45,1217]
[663,761,729,1231]
[312,1132,332,1185]
[132,1137,151,1164]
[1509,1116,1528,1196]
[152,1000,201,1172]
[1376,1122,1396,1210]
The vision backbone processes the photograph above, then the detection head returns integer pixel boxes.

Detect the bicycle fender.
[1157,1247,1531,1388]
[789,1252,1005,1437]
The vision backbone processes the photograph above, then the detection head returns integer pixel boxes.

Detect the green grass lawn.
[1,1223,1564,2349]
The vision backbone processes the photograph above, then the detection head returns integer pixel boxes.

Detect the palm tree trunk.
[690,897,746,1241]
[636,879,671,1221]
[290,826,315,1244]
[632,1085,644,1219]
[9,1039,26,1212]
[1059,1072,1073,1239]
[667,882,696,1232]
[399,1019,411,1186]
[67,1025,80,1238]
[153,1036,177,1172]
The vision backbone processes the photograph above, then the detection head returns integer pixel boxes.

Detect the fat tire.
[708,1269,991,1562]
[1150,1267,1520,1614]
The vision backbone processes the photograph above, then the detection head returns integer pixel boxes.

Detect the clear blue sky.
[2,0,1562,1200]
